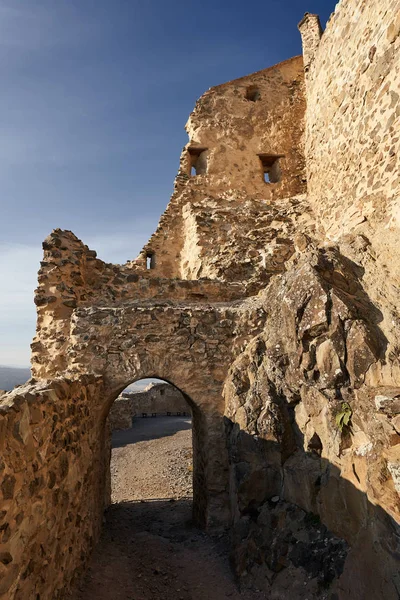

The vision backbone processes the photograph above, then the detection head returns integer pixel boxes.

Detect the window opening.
[188,146,208,176]
[146,252,155,269]
[245,86,261,101]
[258,154,284,184]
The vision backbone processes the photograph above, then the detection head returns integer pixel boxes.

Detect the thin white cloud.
[0,242,41,313]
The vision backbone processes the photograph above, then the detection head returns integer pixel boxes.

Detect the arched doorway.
[109,378,193,504]
[73,376,241,600]
[99,375,226,529]
[66,298,235,530]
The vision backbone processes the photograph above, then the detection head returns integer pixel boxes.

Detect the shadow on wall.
[111,415,192,449]
[224,418,400,600]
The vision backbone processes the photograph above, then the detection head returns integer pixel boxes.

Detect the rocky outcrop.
[224,247,400,598]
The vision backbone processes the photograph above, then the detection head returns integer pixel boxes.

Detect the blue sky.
[0,0,337,366]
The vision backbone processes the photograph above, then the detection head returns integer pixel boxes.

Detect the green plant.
[335,402,352,432]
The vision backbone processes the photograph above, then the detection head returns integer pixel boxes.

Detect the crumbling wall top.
[298,13,323,75]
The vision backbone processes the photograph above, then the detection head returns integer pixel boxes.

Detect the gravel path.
[73,417,261,600]
[111,416,193,503]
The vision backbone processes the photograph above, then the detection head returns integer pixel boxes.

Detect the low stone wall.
[0,377,107,600]
[108,396,134,430]
[126,382,189,417]
[109,383,190,431]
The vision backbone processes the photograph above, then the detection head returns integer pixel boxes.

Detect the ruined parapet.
[130,56,309,280]
[31,229,246,379]
[298,13,323,75]
[183,56,306,200]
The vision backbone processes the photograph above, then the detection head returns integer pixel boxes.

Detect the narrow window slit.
[245,86,261,102]
[188,146,208,176]
[258,154,284,184]
[146,252,155,269]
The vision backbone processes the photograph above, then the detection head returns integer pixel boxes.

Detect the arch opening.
[102,377,209,529]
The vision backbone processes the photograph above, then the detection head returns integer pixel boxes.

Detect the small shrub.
[335,402,352,432]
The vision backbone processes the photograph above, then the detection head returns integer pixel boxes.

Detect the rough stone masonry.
[1,0,400,598]
[109,382,189,430]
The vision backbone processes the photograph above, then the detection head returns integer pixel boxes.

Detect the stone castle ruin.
[1,1,400,598]
[109,382,189,430]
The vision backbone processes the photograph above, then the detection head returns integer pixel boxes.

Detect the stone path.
[73,417,261,600]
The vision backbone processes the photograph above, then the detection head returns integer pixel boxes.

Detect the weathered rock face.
[224,248,400,598]
[1,0,400,598]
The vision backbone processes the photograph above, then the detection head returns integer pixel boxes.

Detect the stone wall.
[124,382,189,416]
[109,383,190,431]
[0,377,107,600]
[108,396,134,430]
[299,2,400,266]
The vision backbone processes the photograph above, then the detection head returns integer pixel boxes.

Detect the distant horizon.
[0,364,165,393]
[0,363,31,369]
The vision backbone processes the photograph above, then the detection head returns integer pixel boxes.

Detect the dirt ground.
[73,416,261,600]
[111,416,193,503]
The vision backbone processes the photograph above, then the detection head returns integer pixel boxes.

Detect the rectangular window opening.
[188,146,208,176]
[146,252,155,269]
[258,154,284,184]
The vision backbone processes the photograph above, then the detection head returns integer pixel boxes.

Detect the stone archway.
[67,301,240,529]
[102,376,222,528]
